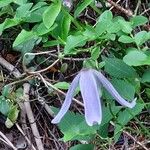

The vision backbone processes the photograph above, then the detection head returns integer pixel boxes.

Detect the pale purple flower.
[51,69,136,126]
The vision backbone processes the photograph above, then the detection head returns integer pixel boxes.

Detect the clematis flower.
[51,69,136,126]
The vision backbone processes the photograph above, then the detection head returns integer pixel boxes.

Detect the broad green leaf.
[130,15,148,27]
[134,31,148,46]
[111,79,135,100]
[52,107,98,142]
[114,102,144,141]
[35,22,57,36]
[70,144,94,150]
[118,35,134,43]
[107,21,121,33]
[95,10,113,36]
[43,1,61,29]
[74,0,93,17]
[123,50,149,66]
[0,18,20,35]
[98,10,113,23]
[26,6,48,23]
[13,29,38,47]
[64,35,88,54]
[83,25,96,40]
[98,104,121,138]
[13,29,41,53]
[15,3,33,19]
[0,0,12,8]
[104,58,137,78]
[118,19,132,33]
[101,104,121,126]
[141,68,150,83]
[14,38,41,54]
[95,21,107,36]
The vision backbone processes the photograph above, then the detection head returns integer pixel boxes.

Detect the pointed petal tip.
[129,98,137,108]
[86,118,102,126]
[87,121,101,126]
[51,118,60,124]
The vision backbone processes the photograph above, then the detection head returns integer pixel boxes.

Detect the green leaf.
[43,1,61,29]
[111,79,135,100]
[134,31,148,46]
[114,102,144,141]
[2,85,12,97]
[52,107,98,142]
[107,21,121,33]
[35,22,57,36]
[118,19,132,34]
[13,29,41,53]
[0,96,10,116]
[83,25,96,40]
[64,35,88,54]
[0,0,12,8]
[61,14,71,41]
[118,35,134,43]
[98,104,121,138]
[8,105,19,123]
[141,68,150,83]
[53,82,70,90]
[98,10,113,23]
[13,29,38,47]
[123,50,149,66]
[130,15,148,27]
[91,47,100,60]
[74,0,93,17]
[23,54,35,65]
[95,10,113,36]
[15,3,33,19]
[0,18,20,35]
[95,21,107,36]
[43,40,61,47]
[26,6,48,23]
[104,58,137,78]
[70,144,94,150]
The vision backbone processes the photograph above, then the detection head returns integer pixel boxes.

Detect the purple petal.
[79,69,102,126]
[93,69,136,108]
[51,73,80,124]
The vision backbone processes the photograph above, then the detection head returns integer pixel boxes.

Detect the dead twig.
[23,83,44,150]
[0,131,17,150]
[123,131,149,150]
[0,56,21,78]
[107,0,133,17]
[15,123,36,150]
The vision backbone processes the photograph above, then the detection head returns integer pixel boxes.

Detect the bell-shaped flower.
[51,69,136,126]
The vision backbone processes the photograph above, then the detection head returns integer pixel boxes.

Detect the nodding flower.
[51,69,136,126]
